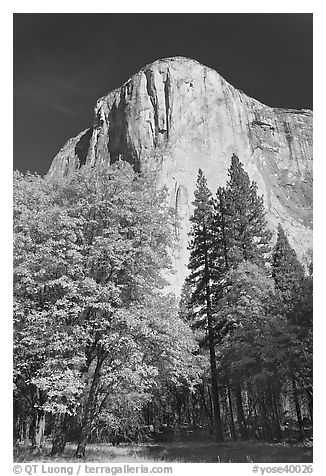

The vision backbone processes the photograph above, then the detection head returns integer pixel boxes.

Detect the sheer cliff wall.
[48,57,313,293]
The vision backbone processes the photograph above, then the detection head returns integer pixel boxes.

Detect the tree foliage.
[13,163,200,455]
[182,155,312,443]
[13,153,313,453]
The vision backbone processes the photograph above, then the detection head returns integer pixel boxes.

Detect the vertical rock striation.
[47,57,313,293]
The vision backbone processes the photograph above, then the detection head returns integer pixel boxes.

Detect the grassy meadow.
[14,439,313,464]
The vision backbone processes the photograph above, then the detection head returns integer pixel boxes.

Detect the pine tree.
[222,154,272,268]
[210,186,230,302]
[178,281,196,324]
[272,224,305,324]
[217,261,289,441]
[209,155,273,439]
[271,224,312,441]
[187,169,223,442]
[209,155,272,321]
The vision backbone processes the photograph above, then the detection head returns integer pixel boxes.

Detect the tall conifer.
[210,155,273,439]
[271,224,310,441]
[187,169,223,442]
[222,154,272,267]
[272,224,305,323]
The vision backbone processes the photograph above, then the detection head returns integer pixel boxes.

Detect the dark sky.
[14,13,313,175]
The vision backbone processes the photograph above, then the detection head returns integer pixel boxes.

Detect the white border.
[3,3,323,475]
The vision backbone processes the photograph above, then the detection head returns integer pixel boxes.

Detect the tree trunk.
[208,342,223,441]
[50,414,70,456]
[258,388,272,442]
[76,350,104,458]
[234,381,248,440]
[30,410,45,453]
[306,387,313,423]
[187,393,191,426]
[271,386,282,441]
[291,376,305,441]
[24,420,31,445]
[199,384,212,432]
[34,413,45,452]
[75,425,90,458]
[206,289,223,440]
[227,381,237,441]
[203,227,223,442]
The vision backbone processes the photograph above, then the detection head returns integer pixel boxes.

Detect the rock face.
[48,57,313,293]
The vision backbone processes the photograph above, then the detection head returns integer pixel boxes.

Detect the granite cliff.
[47,57,313,293]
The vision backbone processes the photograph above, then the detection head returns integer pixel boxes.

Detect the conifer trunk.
[199,384,213,432]
[234,381,248,440]
[208,340,223,442]
[204,230,223,442]
[291,376,305,441]
[259,397,271,441]
[271,386,282,441]
[227,381,237,441]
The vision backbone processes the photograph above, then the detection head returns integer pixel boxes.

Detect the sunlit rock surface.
[48,57,313,293]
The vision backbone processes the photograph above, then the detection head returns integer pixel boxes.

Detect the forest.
[13,156,313,462]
